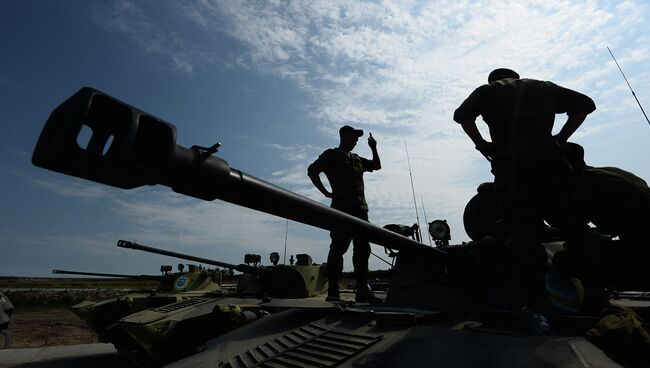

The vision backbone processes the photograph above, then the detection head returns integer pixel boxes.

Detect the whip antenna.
[420,195,432,246]
[607,46,650,126]
[283,183,292,264]
[404,140,423,242]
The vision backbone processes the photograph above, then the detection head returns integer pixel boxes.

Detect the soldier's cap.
[339,125,364,137]
[488,68,520,83]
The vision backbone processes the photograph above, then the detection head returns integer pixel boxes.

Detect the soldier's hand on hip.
[475,140,496,161]
[368,133,377,149]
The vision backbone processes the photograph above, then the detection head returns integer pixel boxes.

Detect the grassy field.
[0,276,159,290]
[1,278,140,348]
[1,277,159,311]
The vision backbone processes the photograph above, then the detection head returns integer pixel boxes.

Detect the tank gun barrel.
[52,269,163,281]
[117,240,262,274]
[32,88,446,259]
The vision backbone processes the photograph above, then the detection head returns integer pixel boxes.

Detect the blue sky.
[1,0,649,277]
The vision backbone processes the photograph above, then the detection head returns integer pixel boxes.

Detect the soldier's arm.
[554,86,596,143]
[307,160,333,198]
[555,113,588,143]
[458,119,489,149]
[367,133,381,170]
[454,87,493,159]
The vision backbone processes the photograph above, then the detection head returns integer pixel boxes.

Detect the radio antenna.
[607,46,650,126]
[283,183,292,265]
[420,195,432,246]
[404,140,423,242]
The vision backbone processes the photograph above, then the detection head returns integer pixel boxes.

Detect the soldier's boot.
[355,275,382,304]
[355,284,382,304]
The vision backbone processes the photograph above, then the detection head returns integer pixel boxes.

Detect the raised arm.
[367,133,381,170]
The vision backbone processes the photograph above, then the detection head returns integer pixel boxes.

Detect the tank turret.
[118,240,328,298]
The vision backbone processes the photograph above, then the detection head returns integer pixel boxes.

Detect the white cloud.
[89,0,650,247]
[96,0,649,135]
[92,0,215,74]
[265,143,320,162]
[30,179,111,199]
[107,192,334,267]
[26,177,332,267]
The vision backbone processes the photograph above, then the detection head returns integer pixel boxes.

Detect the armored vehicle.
[53,259,224,344]
[56,239,328,366]
[109,240,328,366]
[116,240,329,299]
[32,88,650,367]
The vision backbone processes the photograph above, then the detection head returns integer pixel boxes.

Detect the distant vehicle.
[0,291,14,349]
[111,240,328,366]
[53,253,224,366]
[56,239,329,367]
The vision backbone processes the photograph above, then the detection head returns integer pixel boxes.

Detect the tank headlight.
[269,252,280,266]
[428,220,450,241]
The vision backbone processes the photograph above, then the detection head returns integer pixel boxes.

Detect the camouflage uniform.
[454,78,596,294]
[308,147,377,296]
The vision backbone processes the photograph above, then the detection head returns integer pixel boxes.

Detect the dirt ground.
[1,288,120,349]
[6,308,98,348]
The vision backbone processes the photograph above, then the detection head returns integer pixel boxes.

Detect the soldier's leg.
[350,211,381,303]
[349,210,370,288]
[502,169,549,307]
[327,229,352,299]
[543,172,590,241]
[352,236,371,291]
[508,169,545,245]
[352,237,379,302]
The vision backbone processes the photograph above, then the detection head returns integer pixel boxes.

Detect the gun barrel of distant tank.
[32,88,446,259]
[117,240,262,274]
[52,269,162,281]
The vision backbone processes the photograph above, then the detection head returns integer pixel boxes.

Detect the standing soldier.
[308,125,382,304]
[453,68,596,307]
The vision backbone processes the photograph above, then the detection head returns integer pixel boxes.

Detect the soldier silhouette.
[454,68,596,307]
[308,125,382,304]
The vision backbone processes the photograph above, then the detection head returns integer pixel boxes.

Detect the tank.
[53,257,224,345]
[108,240,328,367]
[54,238,328,366]
[116,240,329,299]
[32,88,650,367]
